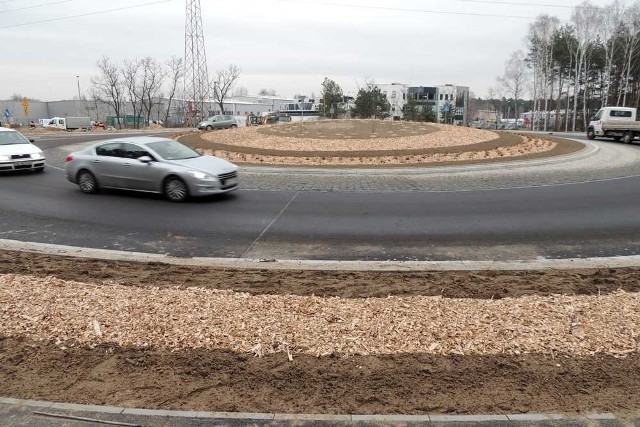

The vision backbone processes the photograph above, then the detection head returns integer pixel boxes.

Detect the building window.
[439,94,443,100]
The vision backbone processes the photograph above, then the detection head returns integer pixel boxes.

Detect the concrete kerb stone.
[274,413,352,421]
[0,398,626,424]
[506,413,568,421]
[50,402,124,414]
[4,238,640,272]
[585,413,617,420]
[429,414,510,422]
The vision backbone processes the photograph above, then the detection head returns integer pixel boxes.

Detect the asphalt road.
[3,159,640,260]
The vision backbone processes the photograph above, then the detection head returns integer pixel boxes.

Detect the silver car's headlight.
[0,155,10,161]
[31,152,44,159]
[189,171,215,180]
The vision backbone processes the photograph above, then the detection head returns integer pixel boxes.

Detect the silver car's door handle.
[92,160,101,163]
[123,163,131,167]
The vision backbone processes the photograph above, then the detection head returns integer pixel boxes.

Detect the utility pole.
[184,0,210,125]
[76,75,82,116]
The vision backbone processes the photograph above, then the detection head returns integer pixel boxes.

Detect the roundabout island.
[181,119,583,167]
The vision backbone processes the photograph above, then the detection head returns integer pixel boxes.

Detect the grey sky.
[0,0,613,101]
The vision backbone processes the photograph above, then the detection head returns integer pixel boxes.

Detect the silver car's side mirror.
[138,156,153,163]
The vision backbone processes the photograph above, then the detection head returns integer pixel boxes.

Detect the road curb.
[2,238,640,271]
[0,397,622,423]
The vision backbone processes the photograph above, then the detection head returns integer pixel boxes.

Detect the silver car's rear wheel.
[77,170,98,194]
[164,176,188,202]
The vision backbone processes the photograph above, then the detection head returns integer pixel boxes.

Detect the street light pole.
[76,75,82,116]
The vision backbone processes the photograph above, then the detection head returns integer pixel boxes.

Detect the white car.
[0,128,45,173]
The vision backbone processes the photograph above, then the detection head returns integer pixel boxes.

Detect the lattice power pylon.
[184,0,210,123]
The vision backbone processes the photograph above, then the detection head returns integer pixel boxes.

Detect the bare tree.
[91,56,125,129]
[528,14,559,131]
[598,0,624,107]
[258,88,277,96]
[618,3,640,106]
[497,50,528,126]
[122,59,144,128]
[164,56,184,126]
[211,64,241,114]
[233,86,248,97]
[571,1,599,130]
[487,86,503,127]
[140,57,166,126]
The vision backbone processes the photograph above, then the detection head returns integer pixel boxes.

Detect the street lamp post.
[76,75,82,116]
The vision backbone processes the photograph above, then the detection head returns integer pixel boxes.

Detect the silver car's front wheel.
[77,170,98,194]
[164,177,188,202]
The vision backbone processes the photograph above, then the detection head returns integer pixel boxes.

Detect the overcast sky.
[0,0,614,101]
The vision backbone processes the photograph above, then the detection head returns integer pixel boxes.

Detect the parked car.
[65,137,238,202]
[0,128,45,173]
[198,115,238,130]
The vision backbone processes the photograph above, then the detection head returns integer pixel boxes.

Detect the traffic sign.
[21,98,29,117]
[3,108,9,119]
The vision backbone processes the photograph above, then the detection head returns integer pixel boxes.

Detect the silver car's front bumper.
[189,171,238,196]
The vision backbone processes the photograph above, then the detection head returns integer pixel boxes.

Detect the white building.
[437,84,470,124]
[377,83,409,120]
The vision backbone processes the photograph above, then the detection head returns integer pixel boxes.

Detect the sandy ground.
[1,251,640,415]
[183,122,585,167]
[202,122,500,151]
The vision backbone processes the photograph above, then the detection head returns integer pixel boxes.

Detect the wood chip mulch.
[2,274,638,358]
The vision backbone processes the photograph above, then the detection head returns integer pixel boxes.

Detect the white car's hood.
[0,143,42,156]
[171,155,237,174]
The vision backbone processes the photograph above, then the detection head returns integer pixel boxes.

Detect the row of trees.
[320,77,437,121]
[91,56,183,128]
[320,78,393,119]
[497,0,640,131]
[91,56,241,128]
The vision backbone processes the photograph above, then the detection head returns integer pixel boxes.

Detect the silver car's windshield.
[147,140,201,160]
[0,132,30,146]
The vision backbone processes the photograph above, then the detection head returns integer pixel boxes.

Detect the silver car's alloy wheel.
[165,177,188,202]
[78,170,98,194]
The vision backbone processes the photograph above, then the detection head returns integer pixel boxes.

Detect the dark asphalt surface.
[3,164,640,260]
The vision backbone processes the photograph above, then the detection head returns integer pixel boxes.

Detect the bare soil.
[1,250,640,415]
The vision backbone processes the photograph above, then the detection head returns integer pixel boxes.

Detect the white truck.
[44,116,92,131]
[587,106,640,143]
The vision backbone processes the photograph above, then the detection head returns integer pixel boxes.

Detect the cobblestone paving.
[46,138,640,193]
[237,140,640,192]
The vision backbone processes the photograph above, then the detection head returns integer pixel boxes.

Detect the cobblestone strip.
[237,140,640,192]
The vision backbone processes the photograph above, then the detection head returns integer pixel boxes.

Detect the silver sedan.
[65,137,238,202]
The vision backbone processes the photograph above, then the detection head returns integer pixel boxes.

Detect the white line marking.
[240,191,299,257]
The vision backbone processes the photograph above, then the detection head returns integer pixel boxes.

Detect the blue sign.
[3,108,9,118]
[442,103,450,113]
